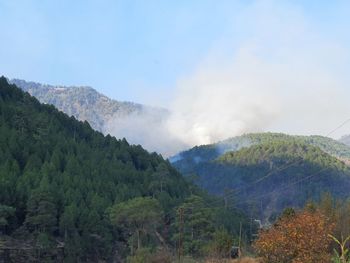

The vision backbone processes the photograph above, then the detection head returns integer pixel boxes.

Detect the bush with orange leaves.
[253,208,335,263]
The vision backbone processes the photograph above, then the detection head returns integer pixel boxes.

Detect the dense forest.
[173,134,350,221]
[171,133,350,173]
[3,76,350,262]
[0,77,248,262]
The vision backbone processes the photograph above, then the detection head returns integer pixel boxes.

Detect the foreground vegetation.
[0,77,250,262]
[254,194,350,263]
[3,77,350,262]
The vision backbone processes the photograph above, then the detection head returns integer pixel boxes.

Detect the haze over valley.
[3,1,350,157]
[10,77,350,158]
[2,1,350,262]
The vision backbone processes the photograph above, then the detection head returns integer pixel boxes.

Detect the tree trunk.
[137,230,141,250]
[130,235,134,256]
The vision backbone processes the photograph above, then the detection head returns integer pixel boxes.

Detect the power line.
[199,117,350,208]
[161,118,350,225]
[195,157,304,209]
[228,167,330,208]
[326,118,350,137]
[153,118,350,261]
[178,207,184,262]
[190,156,298,209]
[174,119,350,212]
[234,158,303,194]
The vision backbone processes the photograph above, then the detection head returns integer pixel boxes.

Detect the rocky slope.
[10,78,169,152]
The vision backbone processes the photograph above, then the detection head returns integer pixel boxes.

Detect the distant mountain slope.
[10,78,169,153]
[172,133,350,221]
[171,133,350,173]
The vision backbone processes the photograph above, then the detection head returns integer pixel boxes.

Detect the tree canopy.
[0,77,249,262]
[0,77,191,261]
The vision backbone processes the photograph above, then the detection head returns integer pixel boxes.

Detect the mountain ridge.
[172,133,350,221]
[171,132,350,168]
[9,78,169,153]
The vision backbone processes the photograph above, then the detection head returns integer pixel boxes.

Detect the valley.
[2,1,350,261]
[1,77,350,262]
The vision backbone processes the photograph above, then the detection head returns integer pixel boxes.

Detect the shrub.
[254,209,334,263]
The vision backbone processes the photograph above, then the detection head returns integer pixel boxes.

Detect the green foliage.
[204,228,233,258]
[280,207,296,219]
[174,134,350,219]
[126,247,172,263]
[218,140,348,169]
[0,77,248,261]
[171,195,247,258]
[110,197,162,228]
[329,234,350,263]
[305,195,350,263]
[25,176,57,234]
[172,195,215,256]
[0,77,191,261]
[0,204,15,233]
[173,132,350,173]
[36,232,54,249]
[127,248,153,263]
[110,197,163,251]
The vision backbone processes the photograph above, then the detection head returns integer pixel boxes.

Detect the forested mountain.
[172,133,350,173]
[0,77,248,262]
[10,79,169,153]
[172,133,350,222]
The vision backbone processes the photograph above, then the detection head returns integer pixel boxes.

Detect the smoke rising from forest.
[164,1,350,155]
[108,1,350,156]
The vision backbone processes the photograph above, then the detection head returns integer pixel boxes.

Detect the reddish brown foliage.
[253,209,335,263]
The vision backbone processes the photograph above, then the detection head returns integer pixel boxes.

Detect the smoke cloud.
[166,52,279,147]
[104,108,189,156]
[106,1,350,157]
[161,1,350,155]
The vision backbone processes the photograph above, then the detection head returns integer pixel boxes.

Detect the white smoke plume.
[166,51,279,147]
[107,1,350,157]
[105,108,188,156]
[162,1,350,155]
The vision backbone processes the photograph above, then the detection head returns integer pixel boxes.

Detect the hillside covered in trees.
[0,77,248,262]
[171,133,350,172]
[10,78,169,154]
[172,133,350,221]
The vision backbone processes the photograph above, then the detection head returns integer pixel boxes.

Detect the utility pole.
[224,188,230,209]
[238,221,242,258]
[178,207,184,263]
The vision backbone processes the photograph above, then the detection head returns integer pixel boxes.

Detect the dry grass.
[231,257,262,263]
[204,257,262,263]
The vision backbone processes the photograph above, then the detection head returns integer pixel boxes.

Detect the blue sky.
[1,0,348,104]
[1,0,350,146]
[0,0,243,104]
